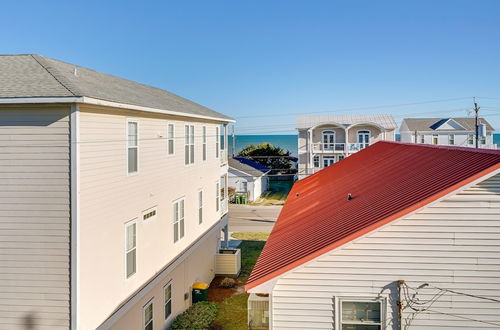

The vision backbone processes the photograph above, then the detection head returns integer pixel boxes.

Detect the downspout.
[70,104,80,330]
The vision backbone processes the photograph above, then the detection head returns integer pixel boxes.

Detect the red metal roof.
[246,142,500,291]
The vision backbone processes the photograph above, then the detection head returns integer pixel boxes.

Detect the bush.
[170,302,218,330]
[219,277,236,289]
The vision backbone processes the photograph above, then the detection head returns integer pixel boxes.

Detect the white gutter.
[0,96,235,123]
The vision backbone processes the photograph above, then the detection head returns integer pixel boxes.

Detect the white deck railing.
[312,143,346,152]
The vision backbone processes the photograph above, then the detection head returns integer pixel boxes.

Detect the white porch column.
[345,127,349,156]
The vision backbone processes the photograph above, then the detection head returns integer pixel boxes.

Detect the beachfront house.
[297,114,397,179]
[400,117,496,149]
[0,54,233,330]
[246,141,500,330]
[228,157,270,202]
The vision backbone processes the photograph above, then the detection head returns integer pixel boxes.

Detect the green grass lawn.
[213,234,268,329]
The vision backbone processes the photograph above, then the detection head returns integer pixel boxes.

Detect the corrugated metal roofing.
[246,141,500,290]
[296,114,397,130]
[0,54,233,121]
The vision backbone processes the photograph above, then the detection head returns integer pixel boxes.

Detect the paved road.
[228,204,282,233]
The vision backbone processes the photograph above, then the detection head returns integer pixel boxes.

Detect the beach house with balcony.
[296,114,396,179]
[0,55,233,330]
[400,117,496,149]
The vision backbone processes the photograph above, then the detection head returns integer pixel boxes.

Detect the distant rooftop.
[229,157,270,177]
[0,54,233,121]
[296,114,397,130]
[402,117,494,132]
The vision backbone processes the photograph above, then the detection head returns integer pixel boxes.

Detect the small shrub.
[219,277,236,289]
[171,302,218,330]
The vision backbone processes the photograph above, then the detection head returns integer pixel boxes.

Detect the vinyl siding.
[272,173,500,330]
[77,105,227,330]
[0,106,70,330]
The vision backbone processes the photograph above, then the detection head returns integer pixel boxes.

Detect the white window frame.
[419,134,425,144]
[198,189,203,224]
[357,130,371,149]
[216,181,220,212]
[432,134,439,145]
[337,297,385,330]
[184,125,195,165]
[125,219,137,279]
[448,134,455,145]
[468,133,474,145]
[202,126,207,161]
[127,119,139,175]
[173,197,185,243]
[313,155,320,168]
[322,130,336,150]
[164,281,173,321]
[142,206,158,222]
[143,299,153,330]
[167,123,175,155]
[215,126,220,158]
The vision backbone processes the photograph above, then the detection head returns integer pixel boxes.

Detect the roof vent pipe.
[73,67,78,76]
[347,193,353,201]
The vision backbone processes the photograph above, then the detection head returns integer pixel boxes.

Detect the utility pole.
[231,125,236,157]
[474,97,480,148]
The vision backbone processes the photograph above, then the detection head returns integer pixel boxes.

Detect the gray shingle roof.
[0,54,233,121]
[296,114,397,130]
[401,118,494,132]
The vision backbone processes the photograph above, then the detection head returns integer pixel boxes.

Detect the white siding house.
[0,55,234,330]
[228,157,270,202]
[400,117,496,149]
[246,142,500,330]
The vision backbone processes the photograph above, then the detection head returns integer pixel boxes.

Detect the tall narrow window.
[198,190,203,224]
[216,181,220,212]
[167,124,174,155]
[419,135,425,144]
[164,283,172,320]
[125,220,137,278]
[313,155,320,168]
[202,126,207,161]
[127,121,138,173]
[173,198,185,242]
[185,125,194,165]
[432,134,439,145]
[143,301,153,330]
[448,134,455,145]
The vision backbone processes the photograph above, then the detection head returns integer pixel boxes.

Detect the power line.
[234,97,472,119]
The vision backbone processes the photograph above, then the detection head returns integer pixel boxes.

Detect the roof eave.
[0,96,235,123]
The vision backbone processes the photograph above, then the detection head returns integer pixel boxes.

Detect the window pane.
[342,301,380,323]
[168,140,174,154]
[180,219,184,238]
[165,300,172,319]
[145,323,153,330]
[190,145,194,163]
[190,125,194,144]
[203,144,206,160]
[165,284,172,301]
[168,124,174,139]
[126,223,136,250]
[128,148,138,173]
[180,200,184,218]
[144,303,153,323]
[185,145,189,165]
[126,249,136,277]
[174,222,179,242]
[203,127,206,143]
[128,122,137,147]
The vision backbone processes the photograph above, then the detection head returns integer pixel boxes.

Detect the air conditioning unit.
[248,293,269,329]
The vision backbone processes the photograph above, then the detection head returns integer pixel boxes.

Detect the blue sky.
[2,0,500,133]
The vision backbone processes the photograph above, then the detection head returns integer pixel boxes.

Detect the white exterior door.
[323,131,335,151]
[357,131,370,149]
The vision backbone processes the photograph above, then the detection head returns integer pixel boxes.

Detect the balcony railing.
[312,143,345,153]
[347,143,371,152]
[221,198,228,215]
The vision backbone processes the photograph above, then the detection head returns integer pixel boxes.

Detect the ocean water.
[229,134,500,157]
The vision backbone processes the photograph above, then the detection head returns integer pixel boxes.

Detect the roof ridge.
[380,140,500,155]
[30,55,82,96]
